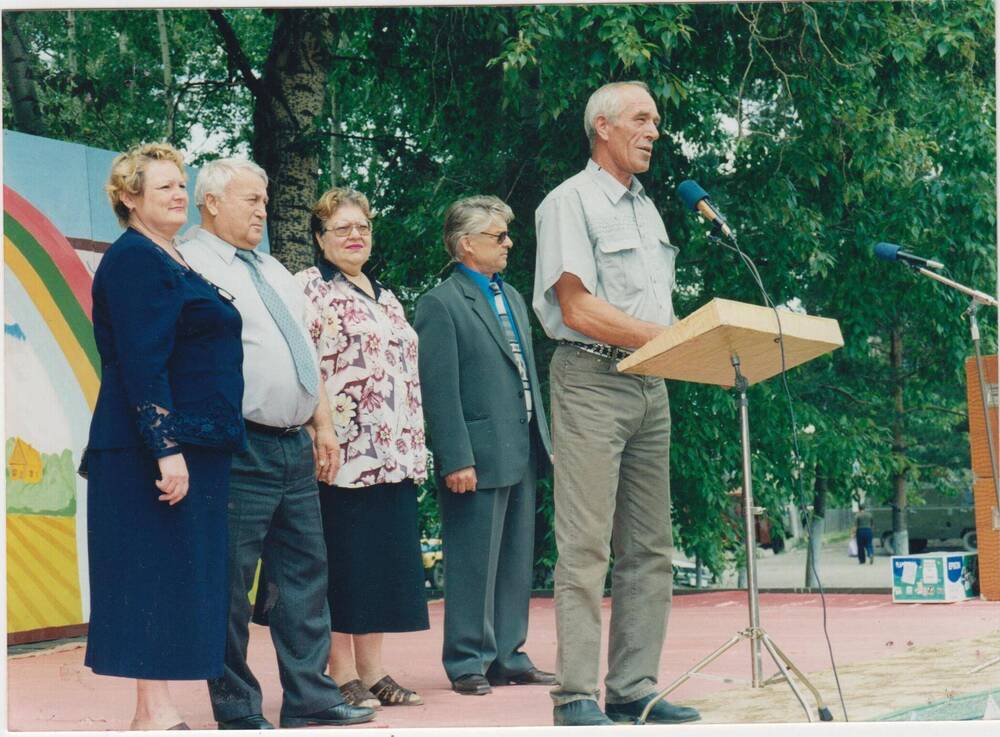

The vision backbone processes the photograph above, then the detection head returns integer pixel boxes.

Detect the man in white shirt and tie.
[179,158,374,730]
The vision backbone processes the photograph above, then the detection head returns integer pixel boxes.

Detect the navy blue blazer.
[87,228,246,458]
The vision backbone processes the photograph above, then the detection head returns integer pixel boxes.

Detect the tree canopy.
[4,2,995,575]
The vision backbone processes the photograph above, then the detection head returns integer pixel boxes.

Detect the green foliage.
[4,9,270,155]
[4,1,995,577]
[5,440,77,516]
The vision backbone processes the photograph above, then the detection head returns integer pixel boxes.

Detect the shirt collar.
[456,262,503,290]
[586,158,645,204]
[317,256,384,299]
[181,225,248,265]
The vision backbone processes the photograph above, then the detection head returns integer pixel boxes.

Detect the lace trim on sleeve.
[136,396,243,454]
[136,403,179,456]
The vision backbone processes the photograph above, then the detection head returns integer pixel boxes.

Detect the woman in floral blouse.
[296,187,429,708]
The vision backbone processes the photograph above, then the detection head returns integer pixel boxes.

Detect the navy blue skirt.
[84,444,231,679]
[319,479,430,634]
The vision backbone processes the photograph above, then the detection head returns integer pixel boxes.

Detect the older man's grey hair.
[583,81,651,148]
[443,195,514,262]
[195,158,269,207]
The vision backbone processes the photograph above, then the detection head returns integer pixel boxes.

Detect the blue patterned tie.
[235,250,318,397]
[489,281,533,421]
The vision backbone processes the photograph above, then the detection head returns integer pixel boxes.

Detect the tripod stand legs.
[760,632,834,721]
[636,628,834,724]
[637,355,834,725]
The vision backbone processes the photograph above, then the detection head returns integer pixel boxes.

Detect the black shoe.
[451,673,492,695]
[605,694,701,724]
[553,699,614,726]
[487,666,558,686]
[217,714,274,730]
[279,703,375,728]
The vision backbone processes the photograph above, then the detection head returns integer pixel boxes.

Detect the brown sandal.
[368,674,423,706]
[340,678,381,709]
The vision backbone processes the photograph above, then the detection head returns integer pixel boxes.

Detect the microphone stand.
[909,266,1000,523]
[637,225,834,724]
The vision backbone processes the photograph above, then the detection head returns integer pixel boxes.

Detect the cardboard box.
[891,552,978,603]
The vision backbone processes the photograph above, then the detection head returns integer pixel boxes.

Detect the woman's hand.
[312,426,341,485]
[307,390,340,485]
[156,453,189,505]
[445,466,477,494]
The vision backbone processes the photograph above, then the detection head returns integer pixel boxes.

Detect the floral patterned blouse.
[297,262,428,488]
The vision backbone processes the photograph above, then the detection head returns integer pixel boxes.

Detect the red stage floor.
[7,592,999,731]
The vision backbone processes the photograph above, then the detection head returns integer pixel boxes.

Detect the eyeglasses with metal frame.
[324,222,372,237]
[478,230,510,244]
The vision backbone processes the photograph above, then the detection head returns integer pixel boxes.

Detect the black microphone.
[873,242,944,270]
[677,179,735,239]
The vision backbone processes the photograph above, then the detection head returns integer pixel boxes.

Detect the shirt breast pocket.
[594,236,643,305]
[656,238,678,284]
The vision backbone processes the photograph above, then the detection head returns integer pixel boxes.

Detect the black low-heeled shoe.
[217,714,274,730]
[279,703,375,728]
[487,666,557,686]
[605,694,701,724]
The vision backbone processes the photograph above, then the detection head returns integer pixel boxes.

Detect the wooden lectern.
[617,297,844,723]
[618,297,844,386]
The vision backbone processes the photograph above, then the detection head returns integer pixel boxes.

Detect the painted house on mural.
[3,132,270,643]
[7,437,43,483]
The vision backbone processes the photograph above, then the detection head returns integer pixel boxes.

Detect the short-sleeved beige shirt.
[532,159,677,343]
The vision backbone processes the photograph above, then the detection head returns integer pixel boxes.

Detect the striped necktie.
[488,281,533,421]
[235,249,318,397]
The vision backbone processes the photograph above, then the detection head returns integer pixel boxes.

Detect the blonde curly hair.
[310,187,373,243]
[105,142,186,227]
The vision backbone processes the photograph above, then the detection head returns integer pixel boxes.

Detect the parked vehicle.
[673,558,715,588]
[421,537,444,589]
[872,488,977,554]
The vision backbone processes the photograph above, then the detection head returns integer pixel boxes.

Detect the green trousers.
[549,344,674,706]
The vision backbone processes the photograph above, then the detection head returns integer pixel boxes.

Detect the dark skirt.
[318,479,430,634]
[84,444,230,680]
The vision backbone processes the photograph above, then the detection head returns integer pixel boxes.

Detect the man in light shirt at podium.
[532,80,700,728]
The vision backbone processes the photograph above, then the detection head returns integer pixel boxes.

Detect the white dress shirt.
[533,159,678,342]
[179,226,319,427]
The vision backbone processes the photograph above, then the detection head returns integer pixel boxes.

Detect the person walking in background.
[854,503,875,565]
[533,81,700,726]
[292,187,430,708]
[415,195,556,697]
[179,159,374,730]
[85,142,245,729]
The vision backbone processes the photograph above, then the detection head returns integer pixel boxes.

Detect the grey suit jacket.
[415,267,552,489]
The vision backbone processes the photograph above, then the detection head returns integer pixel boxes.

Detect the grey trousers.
[438,444,537,681]
[208,427,345,722]
[549,345,673,706]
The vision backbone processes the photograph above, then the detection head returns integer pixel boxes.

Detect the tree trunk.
[2,12,45,135]
[890,326,910,555]
[805,471,827,587]
[252,10,339,272]
[67,11,78,75]
[156,9,175,144]
[328,83,338,187]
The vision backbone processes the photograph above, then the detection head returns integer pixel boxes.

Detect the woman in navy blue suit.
[85,143,245,730]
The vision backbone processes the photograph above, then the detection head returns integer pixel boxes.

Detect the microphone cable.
[705,226,850,722]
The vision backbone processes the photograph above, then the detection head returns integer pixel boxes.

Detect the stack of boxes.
[965,355,998,601]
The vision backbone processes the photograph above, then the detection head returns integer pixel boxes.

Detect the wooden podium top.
[617,298,844,387]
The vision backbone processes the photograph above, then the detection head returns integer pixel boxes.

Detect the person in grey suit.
[178,158,374,730]
[415,195,557,696]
